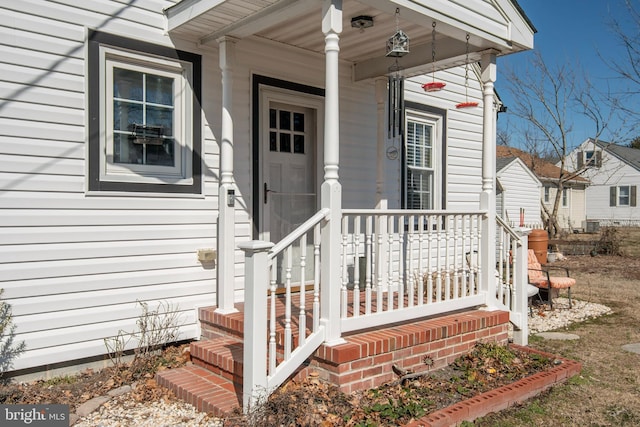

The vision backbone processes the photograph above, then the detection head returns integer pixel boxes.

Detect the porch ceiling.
[165,0,534,81]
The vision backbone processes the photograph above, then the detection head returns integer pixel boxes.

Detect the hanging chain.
[464,33,470,98]
[431,22,437,81]
[395,8,400,32]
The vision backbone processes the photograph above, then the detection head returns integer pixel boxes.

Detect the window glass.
[88,32,201,193]
[406,117,436,210]
[619,186,630,206]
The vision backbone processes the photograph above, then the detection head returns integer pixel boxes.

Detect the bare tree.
[608,0,640,130]
[499,52,614,238]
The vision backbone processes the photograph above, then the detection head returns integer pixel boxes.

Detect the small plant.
[104,300,182,379]
[0,289,26,383]
[597,227,622,255]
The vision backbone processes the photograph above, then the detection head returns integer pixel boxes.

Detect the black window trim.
[402,102,447,210]
[87,30,202,194]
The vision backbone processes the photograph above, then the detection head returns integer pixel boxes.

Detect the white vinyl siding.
[0,1,216,372]
[496,159,542,227]
[1,1,488,374]
[571,140,640,224]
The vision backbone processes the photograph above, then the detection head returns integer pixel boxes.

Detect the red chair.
[527,249,575,309]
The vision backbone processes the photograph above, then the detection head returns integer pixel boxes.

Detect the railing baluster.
[453,215,460,300]
[353,216,361,318]
[313,224,321,332]
[444,214,451,300]
[436,216,443,302]
[406,215,414,308]
[387,215,394,312]
[269,259,277,375]
[398,215,405,310]
[341,216,349,319]
[365,215,373,315]
[299,234,307,346]
[376,215,384,313]
[284,247,292,361]
[475,214,482,296]
[426,215,434,304]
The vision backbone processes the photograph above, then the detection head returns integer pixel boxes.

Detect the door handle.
[264,182,269,204]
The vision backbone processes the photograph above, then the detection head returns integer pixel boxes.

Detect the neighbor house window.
[404,106,444,210]
[578,149,601,168]
[610,185,637,207]
[544,186,550,203]
[88,31,202,193]
[562,188,568,207]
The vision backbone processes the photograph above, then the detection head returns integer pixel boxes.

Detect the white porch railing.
[495,216,529,344]
[240,209,530,411]
[339,210,487,332]
[239,208,329,411]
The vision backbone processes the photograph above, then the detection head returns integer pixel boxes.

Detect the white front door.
[261,92,321,243]
[260,90,322,284]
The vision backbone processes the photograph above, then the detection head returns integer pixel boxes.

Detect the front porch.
[157,302,511,416]
[157,212,532,415]
[160,0,537,417]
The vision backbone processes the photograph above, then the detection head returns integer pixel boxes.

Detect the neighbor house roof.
[589,138,640,172]
[496,145,589,184]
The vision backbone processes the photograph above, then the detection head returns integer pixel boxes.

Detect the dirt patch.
[224,342,555,426]
[0,344,190,413]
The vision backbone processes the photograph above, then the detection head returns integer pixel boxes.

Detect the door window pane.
[279,110,291,130]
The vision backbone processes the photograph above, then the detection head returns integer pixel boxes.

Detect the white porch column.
[320,0,345,345]
[216,36,239,314]
[480,51,498,308]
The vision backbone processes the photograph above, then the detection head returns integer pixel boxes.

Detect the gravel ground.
[73,298,611,426]
[74,395,224,427]
[528,297,612,334]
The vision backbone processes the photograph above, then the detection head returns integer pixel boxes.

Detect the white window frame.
[99,46,193,186]
[618,185,630,206]
[544,186,550,203]
[404,110,442,210]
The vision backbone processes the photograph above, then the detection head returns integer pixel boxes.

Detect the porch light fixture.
[455,33,479,109]
[422,21,446,92]
[351,15,373,30]
[386,8,409,57]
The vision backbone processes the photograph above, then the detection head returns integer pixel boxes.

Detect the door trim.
[251,75,325,239]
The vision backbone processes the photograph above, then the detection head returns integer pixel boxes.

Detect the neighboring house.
[0,0,535,403]
[496,156,543,228]
[567,138,640,228]
[497,146,589,232]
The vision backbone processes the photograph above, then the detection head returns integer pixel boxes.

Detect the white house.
[496,155,543,228]
[1,0,536,409]
[567,138,640,228]
[497,146,589,232]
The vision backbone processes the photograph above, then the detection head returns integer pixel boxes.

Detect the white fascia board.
[165,0,226,32]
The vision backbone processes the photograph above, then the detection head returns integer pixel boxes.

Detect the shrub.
[0,290,26,382]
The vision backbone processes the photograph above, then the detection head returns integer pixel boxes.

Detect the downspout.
[216,36,239,314]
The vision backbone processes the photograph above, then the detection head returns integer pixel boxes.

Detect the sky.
[495,0,639,150]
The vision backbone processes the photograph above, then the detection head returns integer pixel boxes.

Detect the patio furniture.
[527,249,575,309]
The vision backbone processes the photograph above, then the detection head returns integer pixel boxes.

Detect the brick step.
[199,304,314,347]
[156,364,241,417]
[189,333,244,384]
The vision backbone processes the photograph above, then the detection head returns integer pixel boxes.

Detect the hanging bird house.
[386,29,409,57]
